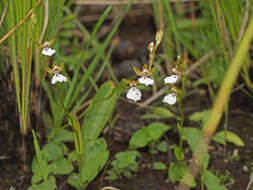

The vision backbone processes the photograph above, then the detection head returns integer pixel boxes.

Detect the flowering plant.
[123,30,163,102]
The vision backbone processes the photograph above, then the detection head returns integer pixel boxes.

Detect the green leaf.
[181,170,196,187]
[129,127,151,148]
[141,107,175,120]
[42,142,63,161]
[183,127,202,152]
[53,129,74,142]
[80,138,109,185]
[31,174,42,185]
[82,81,120,141]
[141,114,164,120]
[168,162,187,183]
[68,173,83,190]
[153,162,167,170]
[212,131,244,146]
[28,176,57,190]
[31,131,50,181]
[153,107,175,119]
[147,122,171,140]
[49,158,74,175]
[174,146,184,162]
[189,110,210,126]
[123,170,132,178]
[157,141,168,152]
[129,123,171,148]
[115,151,140,168]
[204,170,227,190]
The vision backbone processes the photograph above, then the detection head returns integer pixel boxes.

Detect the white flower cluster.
[42,47,56,56]
[51,73,67,85]
[126,85,142,102]
[41,42,56,57]
[42,42,67,85]
[126,67,180,105]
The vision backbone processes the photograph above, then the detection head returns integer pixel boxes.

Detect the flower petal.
[138,77,154,86]
[51,74,58,84]
[126,87,141,102]
[51,73,67,84]
[163,93,177,105]
[42,48,56,56]
[164,75,178,84]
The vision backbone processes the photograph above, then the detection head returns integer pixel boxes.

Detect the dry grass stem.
[0,0,42,44]
[215,0,233,58]
[0,3,8,28]
[39,0,49,43]
[236,0,249,49]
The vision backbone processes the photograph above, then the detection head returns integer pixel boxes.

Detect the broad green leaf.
[204,170,227,190]
[53,129,74,142]
[189,110,210,126]
[147,122,171,140]
[28,176,57,190]
[43,142,63,161]
[82,81,120,141]
[157,141,168,152]
[49,158,74,175]
[183,127,202,152]
[68,173,83,190]
[129,127,151,148]
[141,114,164,120]
[183,127,210,168]
[168,162,187,183]
[212,131,244,146]
[153,162,167,170]
[129,123,171,148]
[31,174,42,185]
[80,138,109,185]
[141,107,175,120]
[153,107,175,119]
[115,151,140,169]
[181,170,196,187]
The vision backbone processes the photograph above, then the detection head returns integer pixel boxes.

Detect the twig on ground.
[101,186,120,190]
[0,3,8,28]
[185,49,215,76]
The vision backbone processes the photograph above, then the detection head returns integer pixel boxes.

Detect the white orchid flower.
[163,93,177,105]
[126,86,141,102]
[138,76,154,86]
[42,47,56,56]
[164,74,179,85]
[51,73,67,84]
